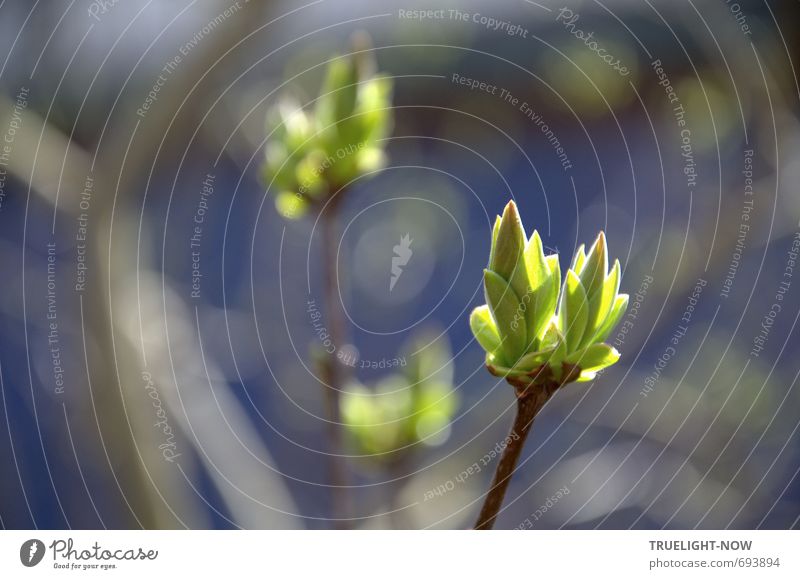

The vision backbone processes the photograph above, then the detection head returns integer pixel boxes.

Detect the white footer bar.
[1,530,798,577]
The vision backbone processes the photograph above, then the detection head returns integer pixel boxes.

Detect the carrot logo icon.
[19,539,45,567]
[390,234,413,292]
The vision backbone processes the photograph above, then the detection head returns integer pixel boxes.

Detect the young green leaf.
[484,269,527,363]
[508,261,532,315]
[488,215,502,267]
[519,231,551,341]
[470,305,502,356]
[583,259,621,348]
[511,347,557,373]
[559,270,589,352]
[539,319,561,351]
[578,232,608,300]
[523,231,549,291]
[591,293,629,344]
[485,352,514,377]
[565,343,620,372]
[542,321,567,371]
[570,243,587,273]
[526,253,560,343]
[490,201,526,282]
[546,254,561,291]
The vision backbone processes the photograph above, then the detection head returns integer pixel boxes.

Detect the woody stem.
[474,384,555,530]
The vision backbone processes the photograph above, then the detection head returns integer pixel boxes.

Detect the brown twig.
[474,381,559,530]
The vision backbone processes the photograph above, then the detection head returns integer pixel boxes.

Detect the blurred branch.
[80,4,281,528]
[319,193,352,527]
[0,93,90,214]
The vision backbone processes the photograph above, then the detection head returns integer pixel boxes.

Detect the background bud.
[341,330,457,458]
[262,35,394,218]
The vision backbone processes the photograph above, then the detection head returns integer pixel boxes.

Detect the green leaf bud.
[470,202,628,390]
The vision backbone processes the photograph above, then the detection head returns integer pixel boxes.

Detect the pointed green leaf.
[523,231,549,291]
[542,321,567,369]
[508,260,532,317]
[539,320,560,351]
[518,231,551,343]
[583,259,621,347]
[579,232,608,300]
[576,370,597,382]
[532,275,555,347]
[565,343,620,372]
[490,201,526,281]
[525,253,560,343]
[470,305,501,355]
[488,215,502,266]
[546,254,561,288]
[592,293,629,344]
[544,255,561,327]
[570,244,586,273]
[484,269,527,363]
[559,270,589,352]
[498,212,533,329]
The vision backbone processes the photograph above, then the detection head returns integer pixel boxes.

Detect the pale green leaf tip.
[502,201,526,237]
[571,244,587,272]
[591,231,607,256]
[503,199,519,219]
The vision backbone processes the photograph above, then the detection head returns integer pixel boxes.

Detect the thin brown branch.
[474,383,558,530]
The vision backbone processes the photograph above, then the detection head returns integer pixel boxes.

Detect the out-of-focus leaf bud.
[262,35,394,220]
[340,330,457,458]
